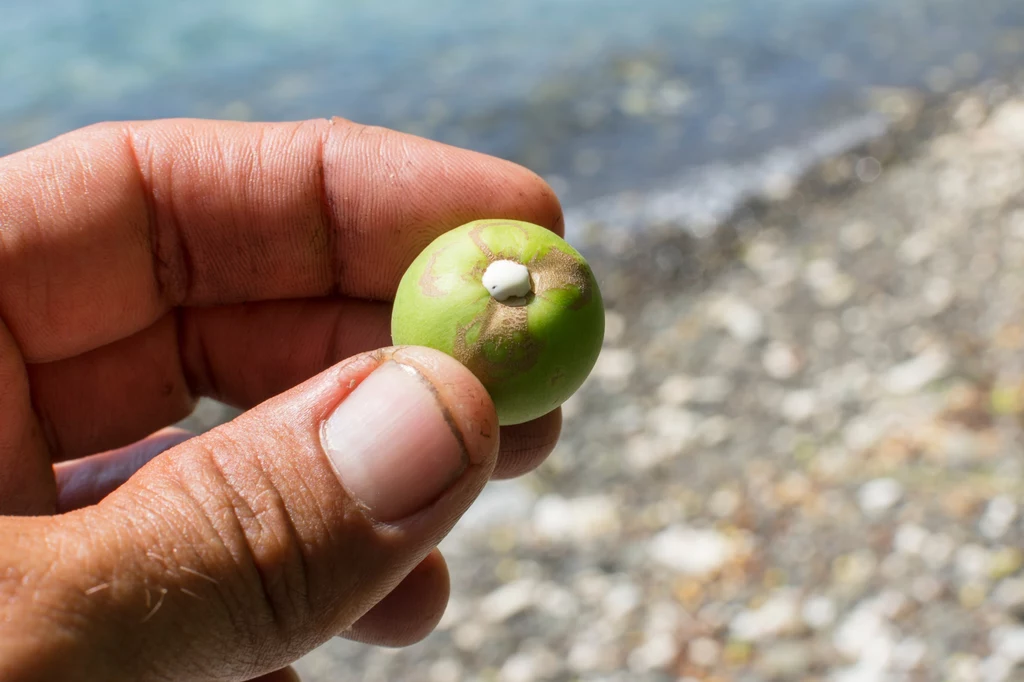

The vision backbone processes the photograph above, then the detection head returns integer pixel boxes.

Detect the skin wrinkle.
[269,452,334,625]
[153,451,281,675]
[132,484,257,651]
[186,422,339,652]
[128,124,192,308]
[245,445,316,634]
[189,441,282,632]
[314,121,344,299]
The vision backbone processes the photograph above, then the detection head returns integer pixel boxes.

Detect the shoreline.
[575,76,1023,313]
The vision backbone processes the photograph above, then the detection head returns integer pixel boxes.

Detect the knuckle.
[161,434,318,639]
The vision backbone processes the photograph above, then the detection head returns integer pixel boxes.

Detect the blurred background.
[8,0,1024,680]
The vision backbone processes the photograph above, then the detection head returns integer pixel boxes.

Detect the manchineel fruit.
[391,218,605,425]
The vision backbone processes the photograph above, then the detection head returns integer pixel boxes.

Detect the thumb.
[2,346,498,682]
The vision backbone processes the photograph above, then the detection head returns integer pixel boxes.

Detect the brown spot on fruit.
[530,245,593,310]
[418,246,450,297]
[453,298,544,382]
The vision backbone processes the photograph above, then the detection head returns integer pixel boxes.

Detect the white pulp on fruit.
[482,260,532,303]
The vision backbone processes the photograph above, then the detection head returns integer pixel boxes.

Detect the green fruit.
[391,219,605,425]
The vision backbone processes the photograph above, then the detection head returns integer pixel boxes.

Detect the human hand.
[0,118,565,681]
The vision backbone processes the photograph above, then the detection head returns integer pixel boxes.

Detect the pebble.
[591,347,637,388]
[991,626,1024,664]
[921,532,956,569]
[688,637,721,667]
[955,544,993,581]
[480,580,538,624]
[429,659,464,682]
[647,405,698,443]
[833,598,897,661]
[858,478,904,516]
[657,374,694,405]
[882,347,951,394]
[894,523,930,555]
[898,230,938,265]
[691,375,734,404]
[781,389,817,423]
[500,650,560,682]
[758,641,813,677]
[709,294,765,343]
[762,342,802,379]
[708,488,742,518]
[532,495,620,543]
[648,526,737,576]
[892,638,928,671]
[804,258,856,307]
[992,578,1024,609]
[602,581,642,621]
[730,589,802,641]
[840,220,878,251]
[802,595,838,629]
[980,496,1018,539]
[627,632,679,672]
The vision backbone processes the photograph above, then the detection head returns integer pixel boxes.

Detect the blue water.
[3,0,1024,223]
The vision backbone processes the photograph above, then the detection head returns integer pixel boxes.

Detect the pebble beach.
[263,83,1024,681]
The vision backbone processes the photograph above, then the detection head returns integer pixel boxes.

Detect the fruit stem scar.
[482,260,532,306]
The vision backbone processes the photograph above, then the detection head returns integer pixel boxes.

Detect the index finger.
[0,118,563,363]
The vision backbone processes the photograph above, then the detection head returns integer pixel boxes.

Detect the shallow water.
[3,0,1024,227]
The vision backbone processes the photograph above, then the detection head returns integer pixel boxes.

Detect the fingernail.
[320,361,468,521]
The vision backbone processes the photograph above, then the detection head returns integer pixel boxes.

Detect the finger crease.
[125,124,193,308]
[315,124,344,299]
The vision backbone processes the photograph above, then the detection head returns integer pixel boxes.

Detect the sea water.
[2,0,1023,235]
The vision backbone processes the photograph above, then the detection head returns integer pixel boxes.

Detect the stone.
[893,523,930,555]
[991,626,1024,664]
[804,258,855,307]
[758,641,813,677]
[891,637,928,671]
[657,374,694,405]
[648,526,736,577]
[833,598,897,662]
[628,633,679,672]
[429,658,464,682]
[730,588,803,641]
[955,544,992,581]
[762,341,802,379]
[802,595,837,630]
[980,496,1017,539]
[500,650,561,682]
[532,494,621,543]
[480,579,538,624]
[688,637,721,667]
[858,478,904,516]
[882,348,950,394]
[781,390,817,423]
[592,348,637,387]
[709,294,765,343]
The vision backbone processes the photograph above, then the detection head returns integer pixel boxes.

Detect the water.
[3,0,1024,233]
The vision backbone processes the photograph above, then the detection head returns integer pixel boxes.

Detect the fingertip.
[341,549,450,647]
[493,408,563,480]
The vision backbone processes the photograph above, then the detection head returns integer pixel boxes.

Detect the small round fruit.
[391,218,604,425]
